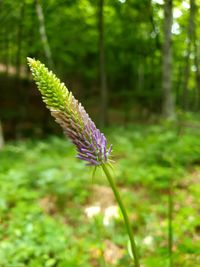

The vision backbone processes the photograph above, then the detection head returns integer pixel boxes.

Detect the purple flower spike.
[27,58,112,166]
[51,106,112,166]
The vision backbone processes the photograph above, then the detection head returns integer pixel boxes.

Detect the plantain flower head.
[27,58,112,166]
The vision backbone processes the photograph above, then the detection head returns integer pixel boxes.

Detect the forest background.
[0,0,200,267]
[0,0,200,137]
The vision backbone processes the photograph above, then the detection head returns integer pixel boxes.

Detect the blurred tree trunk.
[193,0,200,110]
[15,1,25,138]
[3,29,9,76]
[35,0,54,134]
[182,0,195,110]
[194,41,200,111]
[138,59,144,92]
[176,64,183,107]
[98,0,108,127]
[162,0,174,118]
[148,0,161,50]
[16,2,25,80]
[0,121,4,149]
[35,0,54,69]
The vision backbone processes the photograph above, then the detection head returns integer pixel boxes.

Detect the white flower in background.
[103,205,119,226]
[84,206,101,218]
[143,235,154,246]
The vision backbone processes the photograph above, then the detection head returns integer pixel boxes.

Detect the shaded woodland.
[0,1,200,267]
[0,0,200,139]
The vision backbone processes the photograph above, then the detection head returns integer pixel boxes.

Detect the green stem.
[94,216,107,267]
[102,164,140,267]
[168,177,173,267]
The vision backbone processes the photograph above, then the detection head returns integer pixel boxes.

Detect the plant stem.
[168,177,173,267]
[94,216,107,267]
[102,164,140,267]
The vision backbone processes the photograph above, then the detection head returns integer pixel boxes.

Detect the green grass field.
[0,123,200,267]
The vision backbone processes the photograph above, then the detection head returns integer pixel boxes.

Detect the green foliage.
[0,123,200,266]
[1,0,200,113]
[113,123,200,188]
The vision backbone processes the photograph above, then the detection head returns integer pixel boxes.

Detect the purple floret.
[51,96,112,166]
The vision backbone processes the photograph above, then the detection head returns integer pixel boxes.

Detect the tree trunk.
[162,0,174,118]
[35,0,54,69]
[176,64,183,107]
[192,0,200,110]
[194,41,200,110]
[0,121,4,149]
[14,1,25,138]
[148,0,161,50]
[16,2,25,80]
[3,28,9,76]
[182,0,195,110]
[98,0,108,127]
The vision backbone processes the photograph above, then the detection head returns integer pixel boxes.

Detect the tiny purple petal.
[51,93,112,166]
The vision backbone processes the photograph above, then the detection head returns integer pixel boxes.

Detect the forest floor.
[0,123,200,267]
[82,169,200,266]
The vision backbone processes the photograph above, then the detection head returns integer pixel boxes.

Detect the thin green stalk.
[102,164,140,267]
[168,177,173,267]
[93,216,107,267]
[91,172,107,267]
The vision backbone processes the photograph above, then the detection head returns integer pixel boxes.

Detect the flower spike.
[27,58,112,166]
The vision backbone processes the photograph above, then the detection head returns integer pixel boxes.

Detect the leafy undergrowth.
[0,123,200,267]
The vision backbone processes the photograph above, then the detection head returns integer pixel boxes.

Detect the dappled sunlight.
[103,205,119,226]
[84,204,119,226]
[84,205,101,218]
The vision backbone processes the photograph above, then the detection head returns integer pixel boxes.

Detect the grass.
[0,122,200,267]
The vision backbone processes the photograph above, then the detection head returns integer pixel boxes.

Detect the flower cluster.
[28,58,112,165]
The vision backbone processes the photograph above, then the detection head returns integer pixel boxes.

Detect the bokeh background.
[0,0,200,266]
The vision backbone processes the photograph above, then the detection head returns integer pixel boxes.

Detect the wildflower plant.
[28,58,140,267]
